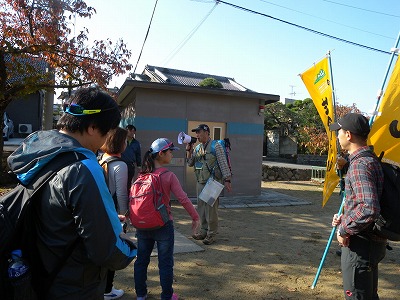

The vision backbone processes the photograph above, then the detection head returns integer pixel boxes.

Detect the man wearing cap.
[186,124,232,245]
[330,113,386,300]
[121,125,142,191]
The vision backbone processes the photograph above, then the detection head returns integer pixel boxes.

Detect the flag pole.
[370,31,400,125]
[311,194,345,289]
[311,51,343,289]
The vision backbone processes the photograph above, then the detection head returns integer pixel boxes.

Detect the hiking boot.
[104,286,124,299]
[203,235,216,245]
[192,233,206,240]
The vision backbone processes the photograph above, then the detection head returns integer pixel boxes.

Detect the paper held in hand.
[199,178,224,207]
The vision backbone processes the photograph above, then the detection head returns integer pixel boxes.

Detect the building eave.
[117,79,279,107]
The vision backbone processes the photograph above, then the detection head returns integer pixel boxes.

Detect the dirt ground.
[115,181,400,300]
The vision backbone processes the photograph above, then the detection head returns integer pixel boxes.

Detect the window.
[213,127,221,140]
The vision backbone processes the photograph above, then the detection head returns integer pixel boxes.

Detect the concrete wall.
[262,164,311,181]
[121,88,265,197]
[279,135,297,155]
[266,130,279,157]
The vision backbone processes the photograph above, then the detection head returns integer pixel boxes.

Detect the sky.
[71,0,400,115]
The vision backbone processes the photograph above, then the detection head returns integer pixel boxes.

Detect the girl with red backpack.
[131,138,199,300]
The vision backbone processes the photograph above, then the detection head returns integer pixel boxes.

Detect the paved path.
[189,187,311,209]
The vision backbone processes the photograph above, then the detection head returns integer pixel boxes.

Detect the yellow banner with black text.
[300,57,339,206]
[368,56,400,166]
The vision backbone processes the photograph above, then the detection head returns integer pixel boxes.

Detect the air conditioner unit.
[19,124,33,134]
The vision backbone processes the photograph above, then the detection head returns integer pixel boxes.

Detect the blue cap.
[150,138,180,154]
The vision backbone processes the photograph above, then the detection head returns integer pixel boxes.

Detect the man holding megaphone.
[185,124,232,245]
[177,132,197,145]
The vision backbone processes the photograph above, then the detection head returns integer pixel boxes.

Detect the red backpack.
[129,169,170,230]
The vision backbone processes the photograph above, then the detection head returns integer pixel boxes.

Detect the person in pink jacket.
[132,138,199,300]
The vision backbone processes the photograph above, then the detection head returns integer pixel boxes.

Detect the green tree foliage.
[264,101,296,130]
[264,99,361,155]
[199,77,223,88]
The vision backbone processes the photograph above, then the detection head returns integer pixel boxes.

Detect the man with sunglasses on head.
[7,87,137,299]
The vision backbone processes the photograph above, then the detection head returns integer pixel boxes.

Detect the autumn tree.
[0,0,132,175]
[264,99,361,155]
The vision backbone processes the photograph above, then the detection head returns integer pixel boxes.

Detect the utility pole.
[289,85,296,98]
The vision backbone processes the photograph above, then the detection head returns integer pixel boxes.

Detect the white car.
[3,112,14,141]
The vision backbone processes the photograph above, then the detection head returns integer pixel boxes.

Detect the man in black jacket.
[7,87,137,299]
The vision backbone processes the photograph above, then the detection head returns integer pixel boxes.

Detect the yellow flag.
[368,56,400,166]
[300,57,339,206]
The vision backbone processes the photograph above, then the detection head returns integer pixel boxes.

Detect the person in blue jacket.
[7,87,137,299]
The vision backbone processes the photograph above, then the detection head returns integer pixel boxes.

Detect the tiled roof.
[5,54,49,84]
[130,65,252,92]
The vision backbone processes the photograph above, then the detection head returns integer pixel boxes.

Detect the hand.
[224,181,232,192]
[332,214,341,227]
[337,231,350,247]
[336,156,348,170]
[191,219,200,235]
[186,143,193,152]
[118,214,126,222]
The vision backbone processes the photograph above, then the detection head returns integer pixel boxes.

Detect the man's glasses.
[63,103,115,116]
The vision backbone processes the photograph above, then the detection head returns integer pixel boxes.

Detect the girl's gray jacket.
[7,130,137,299]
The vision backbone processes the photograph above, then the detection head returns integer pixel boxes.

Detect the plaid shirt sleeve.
[214,142,231,180]
[340,151,383,236]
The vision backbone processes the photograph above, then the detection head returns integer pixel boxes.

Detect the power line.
[216,0,393,55]
[133,0,159,73]
[321,0,400,18]
[258,0,394,39]
[162,2,218,66]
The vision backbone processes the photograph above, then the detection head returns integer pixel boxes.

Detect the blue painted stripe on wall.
[121,117,262,135]
[227,122,263,135]
[125,116,187,132]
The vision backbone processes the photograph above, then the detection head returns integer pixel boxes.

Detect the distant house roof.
[118,65,279,106]
[132,65,250,92]
[5,54,49,85]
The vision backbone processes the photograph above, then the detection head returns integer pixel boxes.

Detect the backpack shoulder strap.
[99,155,122,167]
[149,168,170,207]
[210,140,217,156]
[27,151,86,191]
[153,167,170,176]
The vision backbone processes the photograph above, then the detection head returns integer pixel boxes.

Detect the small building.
[5,58,54,136]
[117,65,279,197]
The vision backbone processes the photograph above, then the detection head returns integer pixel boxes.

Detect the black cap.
[329,113,370,136]
[191,124,210,133]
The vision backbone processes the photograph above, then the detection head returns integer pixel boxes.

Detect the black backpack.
[373,158,400,241]
[0,151,85,299]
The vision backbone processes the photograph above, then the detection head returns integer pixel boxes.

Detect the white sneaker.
[104,286,124,299]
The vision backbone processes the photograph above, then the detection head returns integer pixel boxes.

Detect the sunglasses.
[63,104,115,116]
